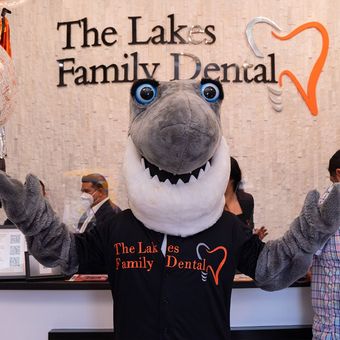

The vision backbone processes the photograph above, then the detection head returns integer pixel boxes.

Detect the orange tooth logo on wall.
[246,17,329,116]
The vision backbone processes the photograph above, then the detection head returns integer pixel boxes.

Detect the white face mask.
[80,192,94,210]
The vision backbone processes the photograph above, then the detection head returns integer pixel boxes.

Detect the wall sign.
[56,14,329,116]
[56,14,277,87]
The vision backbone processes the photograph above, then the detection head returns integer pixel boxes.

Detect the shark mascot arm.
[0,172,79,274]
[254,185,339,290]
[0,78,339,339]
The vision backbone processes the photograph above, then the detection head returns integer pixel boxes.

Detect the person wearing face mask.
[77,173,121,233]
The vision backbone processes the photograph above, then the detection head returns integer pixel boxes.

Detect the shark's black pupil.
[140,87,154,100]
[203,86,216,99]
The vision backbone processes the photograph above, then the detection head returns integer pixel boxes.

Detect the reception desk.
[0,279,312,340]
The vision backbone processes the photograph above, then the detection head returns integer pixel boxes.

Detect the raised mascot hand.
[0,171,47,234]
[0,170,78,274]
[255,184,340,291]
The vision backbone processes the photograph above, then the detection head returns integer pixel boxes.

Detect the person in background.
[77,173,121,233]
[224,156,268,240]
[311,149,340,340]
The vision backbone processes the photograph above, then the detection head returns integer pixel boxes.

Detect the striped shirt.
[312,228,340,339]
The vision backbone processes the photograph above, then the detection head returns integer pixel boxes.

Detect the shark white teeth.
[141,158,213,185]
[198,168,205,179]
[164,179,172,186]
[189,175,197,184]
[177,179,185,186]
[144,167,151,178]
[151,175,159,183]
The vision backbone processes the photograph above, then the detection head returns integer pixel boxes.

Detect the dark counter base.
[0,278,310,290]
[49,329,113,340]
[49,326,312,340]
[231,325,312,339]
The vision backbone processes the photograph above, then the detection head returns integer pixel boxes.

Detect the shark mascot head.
[123,78,230,237]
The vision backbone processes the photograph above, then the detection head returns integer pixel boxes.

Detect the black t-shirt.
[75,209,264,340]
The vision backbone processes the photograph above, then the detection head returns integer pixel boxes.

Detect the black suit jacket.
[78,199,121,233]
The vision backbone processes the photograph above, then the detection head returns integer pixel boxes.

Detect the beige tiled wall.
[1,0,339,238]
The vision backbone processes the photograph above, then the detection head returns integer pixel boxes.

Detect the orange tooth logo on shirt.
[246,18,329,116]
[196,243,227,286]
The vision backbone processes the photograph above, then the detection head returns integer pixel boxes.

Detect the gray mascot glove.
[255,184,340,291]
[0,171,78,274]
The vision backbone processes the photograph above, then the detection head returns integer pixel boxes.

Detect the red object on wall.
[0,9,11,57]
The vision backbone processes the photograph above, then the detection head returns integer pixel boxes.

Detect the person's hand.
[254,226,268,240]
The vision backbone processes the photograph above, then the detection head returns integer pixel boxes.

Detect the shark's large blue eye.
[134,83,158,105]
[200,82,220,103]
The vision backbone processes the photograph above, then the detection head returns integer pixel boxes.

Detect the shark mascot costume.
[0,78,339,340]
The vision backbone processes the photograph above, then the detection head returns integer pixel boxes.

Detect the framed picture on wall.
[0,225,27,279]
[25,251,64,280]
